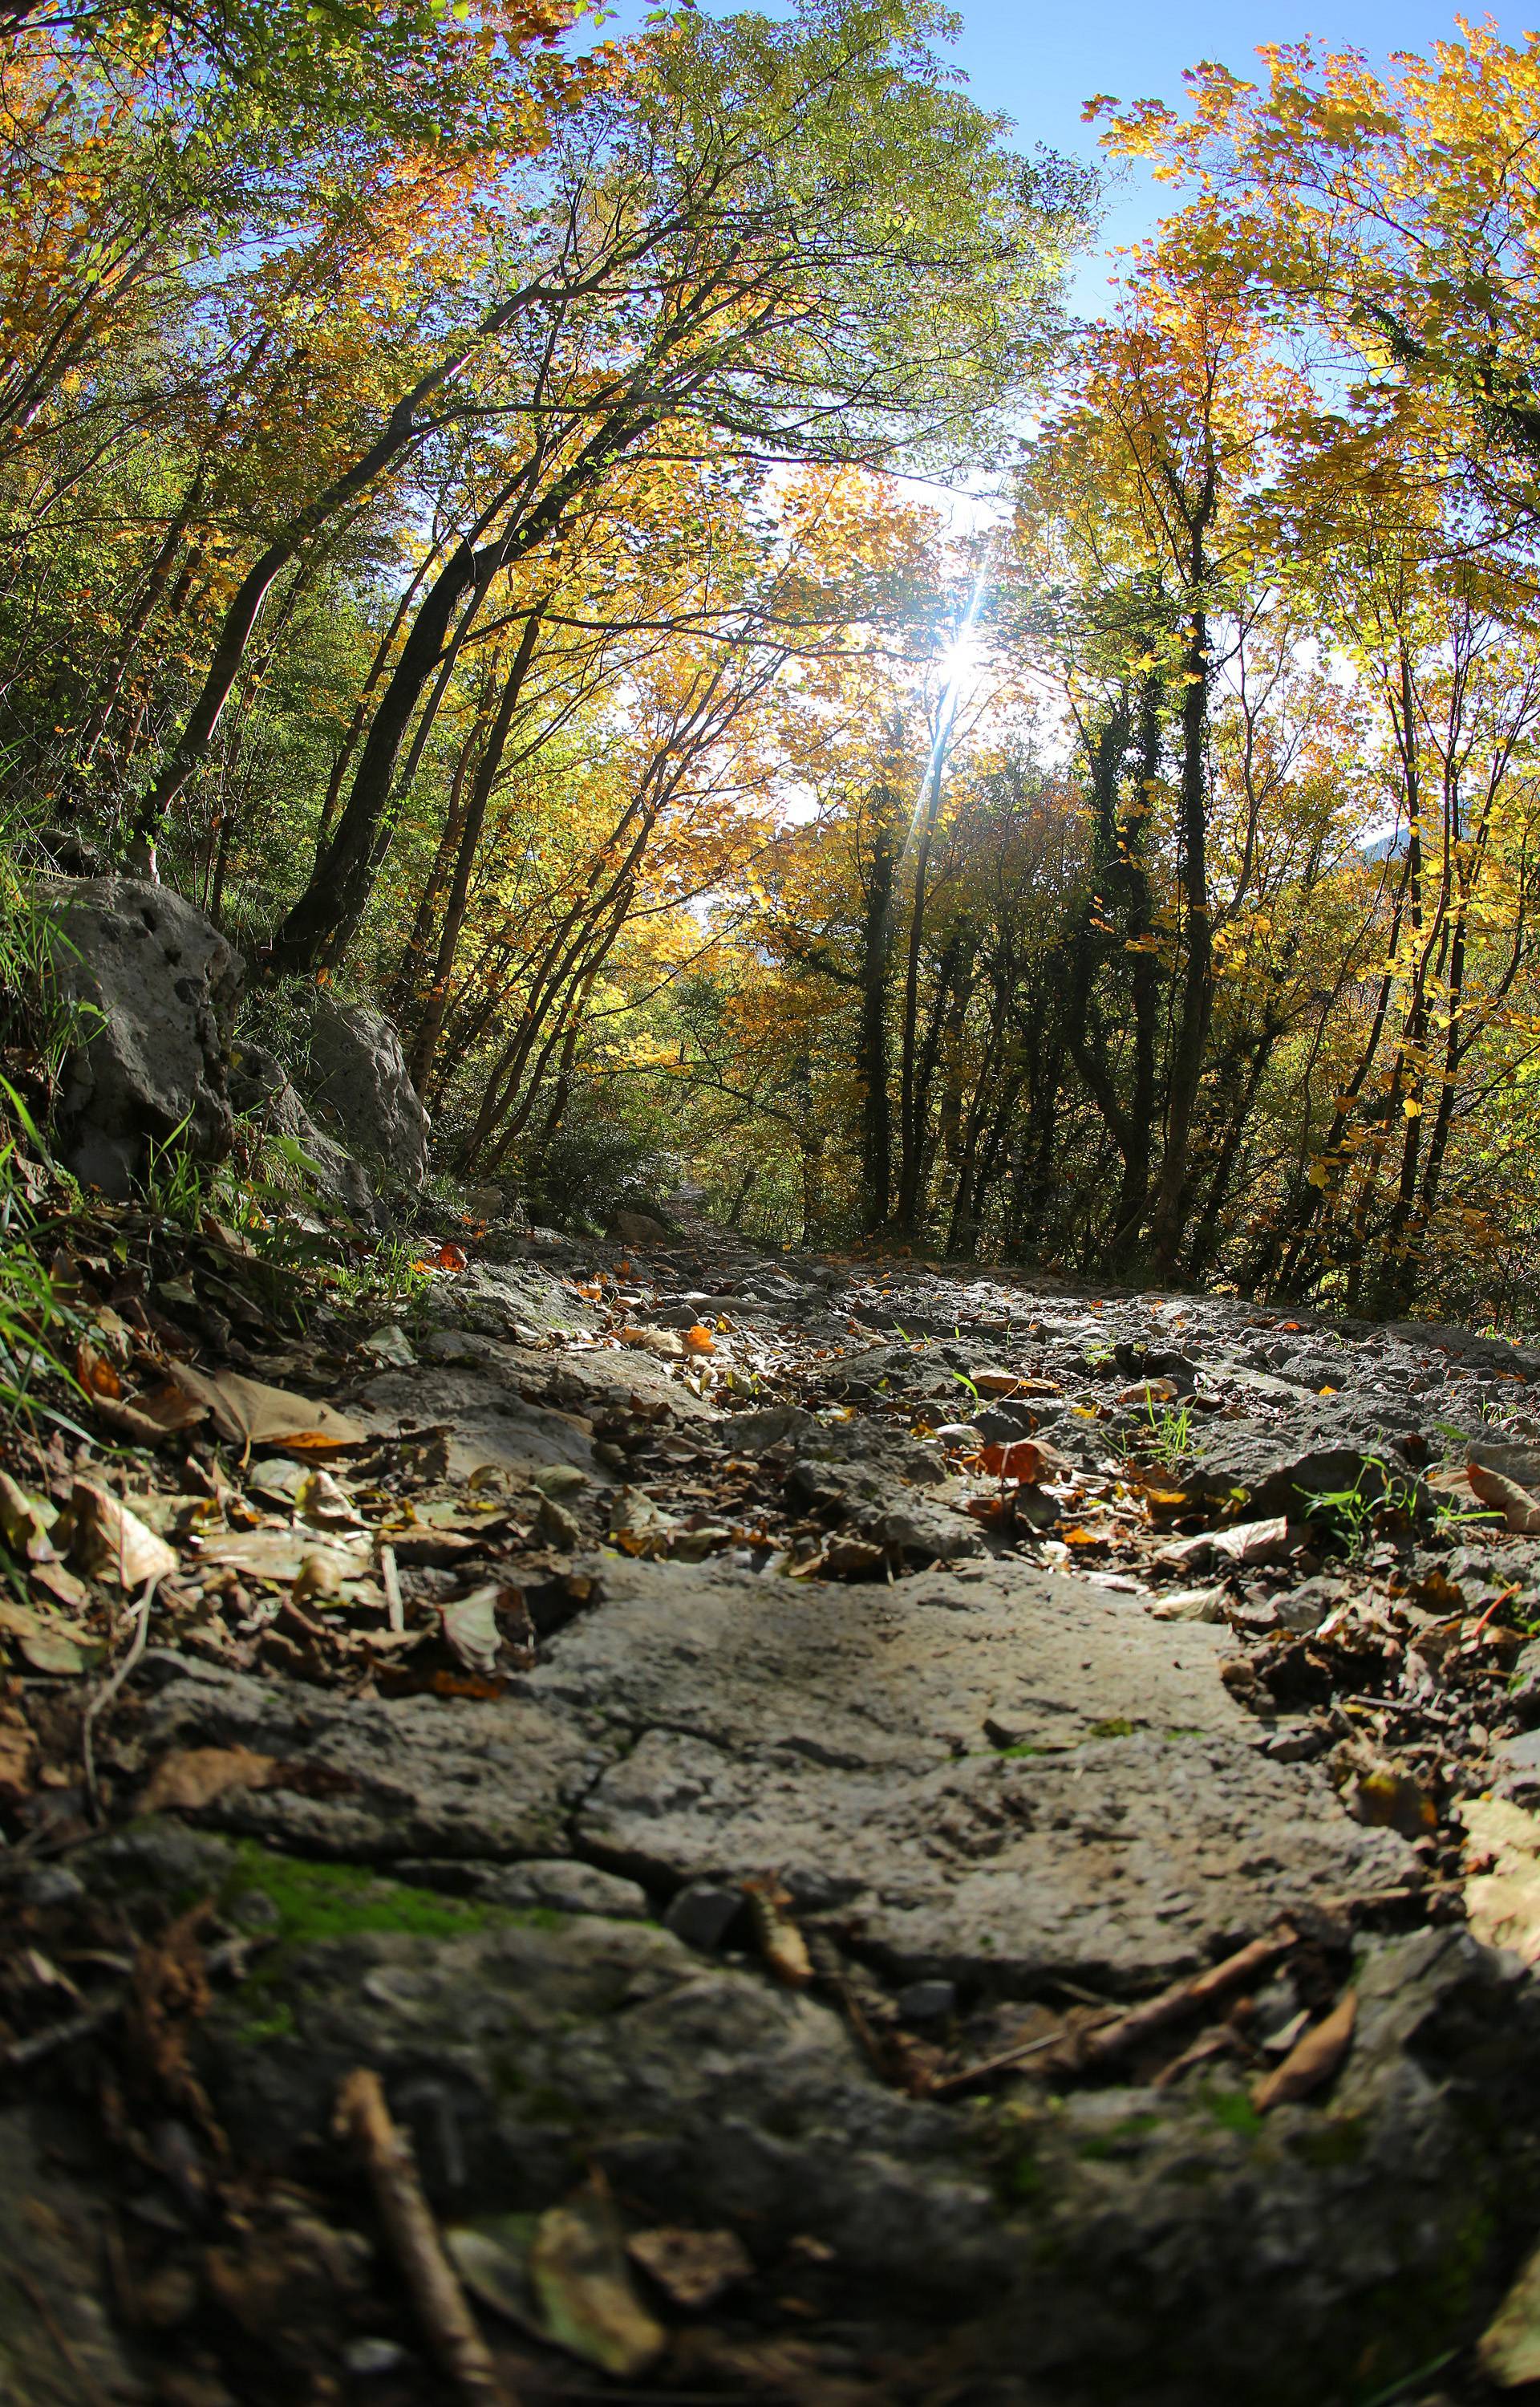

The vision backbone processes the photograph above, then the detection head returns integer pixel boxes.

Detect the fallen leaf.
[64,1481,178,1587]
[440,1584,530,1676]
[91,1381,210,1447]
[193,1530,372,1587]
[1115,1378,1177,1406]
[1469,1461,1540,1535]
[448,2214,541,2332]
[1463,1796,1540,1965]
[294,1468,367,1530]
[30,1558,91,1609]
[440,1587,502,1675]
[0,1705,37,1804]
[361,1325,415,1367]
[75,1337,121,1398]
[1211,1514,1295,1566]
[529,2189,666,2379]
[1479,2234,1540,2387]
[437,1241,468,1273]
[0,1600,90,1676]
[626,2226,752,2311]
[1252,1989,1356,2112]
[618,1325,683,1360]
[608,1488,677,1557]
[164,1363,366,1456]
[681,1323,715,1354]
[1348,1764,1435,1838]
[0,1471,58,1561]
[971,1368,1022,1394]
[142,1745,278,1812]
[979,1437,1052,1484]
[743,1877,813,1989]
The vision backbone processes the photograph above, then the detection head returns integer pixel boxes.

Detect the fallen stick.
[931,1920,1299,2098]
[81,1569,164,1820]
[335,2068,516,2407]
[379,1541,405,1634]
[929,2018,1119,2097]
[1052,1920,1299,2080]
[0,1936,259,2075]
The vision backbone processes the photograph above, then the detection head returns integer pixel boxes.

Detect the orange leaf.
[965,1494,1012,1526]
[979,1438,1046,1484]
[437,1242,468,1273]
[682,1324,715,1354]
[75,1339,120,1399]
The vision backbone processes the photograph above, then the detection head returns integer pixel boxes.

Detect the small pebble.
[896,1979,957,2023]
[342,2338,407,2377]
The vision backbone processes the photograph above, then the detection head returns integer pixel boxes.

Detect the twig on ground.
[380,1540,404,1633]
[0,1937,257,2075]
[12,2265,120,2407]
[81,1569,164,1820]
[931,1921,1299,2098]
[335,2067,517,2407]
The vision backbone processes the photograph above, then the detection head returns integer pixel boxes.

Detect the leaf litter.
[5,1181,1540,2401]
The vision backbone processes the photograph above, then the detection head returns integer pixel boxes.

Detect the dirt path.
[7,1216,1540,2405]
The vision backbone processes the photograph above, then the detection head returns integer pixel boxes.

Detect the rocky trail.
[8,1200,1540,2407]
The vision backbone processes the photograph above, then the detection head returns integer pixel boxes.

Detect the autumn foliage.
[3,0,1539,1320]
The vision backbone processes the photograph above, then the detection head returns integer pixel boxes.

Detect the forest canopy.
[4,0,1540,1323]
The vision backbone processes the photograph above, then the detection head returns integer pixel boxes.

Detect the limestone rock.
[45,875,241,1196]
[228,1035,375,1218]
[608,1207,671,1244]
[303,993,430,1186]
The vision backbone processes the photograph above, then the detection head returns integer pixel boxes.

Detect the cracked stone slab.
[353,1365,602,1480]
[529,1558,1415,1991]
[131,1655,610,1862]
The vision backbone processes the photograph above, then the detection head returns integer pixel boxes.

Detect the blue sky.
[939,0,1511,294]
[596,0,1522,299]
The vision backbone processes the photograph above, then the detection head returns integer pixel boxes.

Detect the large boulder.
[227,1036,377,1222]
[45,875,241,1197]
[302,994,430,1187]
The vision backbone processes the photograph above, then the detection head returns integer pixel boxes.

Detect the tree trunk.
[1148,607,1214,1277]
[407,607,543,1090]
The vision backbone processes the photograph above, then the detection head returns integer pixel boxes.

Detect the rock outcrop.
[46,875,241,1196]
[303,993,430,1187]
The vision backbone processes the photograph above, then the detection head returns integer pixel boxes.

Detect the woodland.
[4,0,1540,1318]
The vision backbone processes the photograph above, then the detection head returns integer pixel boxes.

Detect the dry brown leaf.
[618,1325,683,1361]
[1463,1796,1540,1965]
[529,2188,666,2379]
[1252,1988,1356,2112]
[979,1436,1070,1484]
[30,1557,91,1609]
[75,1337,121,1398]
[164,1362,366,1455]
[626,2226,752,2311]
[1210,1514,1294,1565]
[0,1598,91,1674]
[192,1529,371,1587]
[91,1380,210,1447]
[971,1368,1023,1394]
[0,1471,58,1562]
[1468,1461,1540,1534]
[1478,2235,1540,2387]
[0,1705,37,1804]
[141,1744,278,1812]
[65,1480,178,1587]
[742,1877,813,1989]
